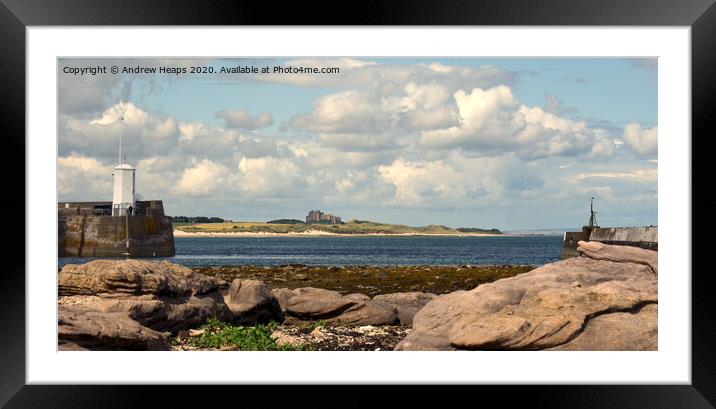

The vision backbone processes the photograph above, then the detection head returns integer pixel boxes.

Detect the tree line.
[171,216,225,223]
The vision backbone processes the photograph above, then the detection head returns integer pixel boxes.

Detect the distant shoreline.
[173,229,519,238]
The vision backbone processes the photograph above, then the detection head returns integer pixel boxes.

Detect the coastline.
[173,229,511,238]
[57,242,657,352]
[193,264,535,297]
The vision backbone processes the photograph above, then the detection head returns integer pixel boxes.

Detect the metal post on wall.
[124,210,130,257]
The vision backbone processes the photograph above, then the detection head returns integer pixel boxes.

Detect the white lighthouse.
[111,109,135,216]
[112,164,135,216]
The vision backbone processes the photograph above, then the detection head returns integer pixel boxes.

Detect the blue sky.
[57,57,657,230]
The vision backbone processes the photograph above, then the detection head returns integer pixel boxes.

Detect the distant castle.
[306,209,342,224]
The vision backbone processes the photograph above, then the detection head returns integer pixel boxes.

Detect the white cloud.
[420,86,616,159]
[382,82,450,111]
[57,154,113,199]
[335,178,355,193]
[58,73,127,116]
[289,82,460,138]
[178,122,240,157]
[574,168,657,182]
[236,156,302,196]
[289,140,395,170]
[216,110,273,130]
[622,122,658,157]
[174,159,232,197]
[290,90,380,133]
[378,158,464,205]
[134,156,185,199]
[235,136,279,158]
[61,102,179,161]
[317,133,398,152]
[377,153,543,207]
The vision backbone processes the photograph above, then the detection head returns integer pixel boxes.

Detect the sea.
[58,235,563,268]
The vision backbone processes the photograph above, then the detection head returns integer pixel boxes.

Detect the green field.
[173,219,501,235]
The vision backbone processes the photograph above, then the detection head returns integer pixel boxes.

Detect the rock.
[310,327,325,338]
[270,330,304,347]
[448,314,531,349]
[394,333,455,351]
[549,303,658,351]
[578,240,658,275]
[59,259,222,297]
[58,341,90,351]
[373,292,437,325]
[407,290,486,337]
[160,292,231,332]
[396,244,657,351]
[61,290,231,334]
[56,260,237,350]
[189,328,205,337]
[58,304,170,350]
[344,293,371,302]
[225,279,283,325]
[282,287,399,325]
[328,301,399,326]
[216,279,231,291]
[271,288,297,312]
[82,294,167,325]
[58,294,102,306]
[285,288,357,320]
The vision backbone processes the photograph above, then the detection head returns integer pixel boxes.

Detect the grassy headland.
[173,219,502,235]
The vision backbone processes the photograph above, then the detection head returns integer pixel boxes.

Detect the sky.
[57,57,658,230]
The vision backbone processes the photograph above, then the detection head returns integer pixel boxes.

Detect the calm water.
[58,235,563,268]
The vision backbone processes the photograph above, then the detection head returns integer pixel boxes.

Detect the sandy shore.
[174,229,337,237]
[173,229,509,237]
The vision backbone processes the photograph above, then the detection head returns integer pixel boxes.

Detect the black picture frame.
[2,0,714,407]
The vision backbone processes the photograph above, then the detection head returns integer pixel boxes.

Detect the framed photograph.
[4,0,715,407]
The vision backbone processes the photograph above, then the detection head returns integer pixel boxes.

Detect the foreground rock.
[58,260,265,350]
[57,260,422,350]
[577,240,658,275]
[548,303,657,351]
[58,304,170,351]
[59,259,222,297]
[225,279,283,325]
[280,287,400,326]
[396,243,657,351]
[373,292,437,325]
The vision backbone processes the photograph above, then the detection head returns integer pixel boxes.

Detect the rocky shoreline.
[193,264,534,297]
[58,241,657,351]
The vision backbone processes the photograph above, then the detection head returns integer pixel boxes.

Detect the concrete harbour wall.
[589,226,658,250]
[59,214,175,257]
[562,226,658,259]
